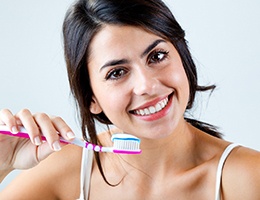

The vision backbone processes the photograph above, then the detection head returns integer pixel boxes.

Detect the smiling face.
[88,25,189,139]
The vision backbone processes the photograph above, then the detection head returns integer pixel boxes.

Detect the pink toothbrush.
[0,125,141,154]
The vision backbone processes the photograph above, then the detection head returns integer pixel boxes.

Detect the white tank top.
[77,143,239,200]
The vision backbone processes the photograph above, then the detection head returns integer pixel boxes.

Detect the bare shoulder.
[222,145,260,199]
[0,144,83,200]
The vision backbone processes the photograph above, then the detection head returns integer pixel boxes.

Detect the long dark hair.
[63,0,221,185]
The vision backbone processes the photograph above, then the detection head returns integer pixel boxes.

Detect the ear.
[90,96,103,114]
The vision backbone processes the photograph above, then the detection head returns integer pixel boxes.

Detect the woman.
[1,0,260,199]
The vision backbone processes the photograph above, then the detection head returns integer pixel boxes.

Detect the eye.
[149,50,169,64]
[105,68,128,80]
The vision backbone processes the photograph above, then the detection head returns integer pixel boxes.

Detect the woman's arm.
[222,146,260,200]
[0,144,82,199]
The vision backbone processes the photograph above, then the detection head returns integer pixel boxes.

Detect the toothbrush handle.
[0,125,86,148]
[0,127,38,141]
[100,146,113,153]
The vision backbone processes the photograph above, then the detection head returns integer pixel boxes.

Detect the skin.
[1,25,260,200]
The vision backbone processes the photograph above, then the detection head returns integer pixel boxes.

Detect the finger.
[16,109,42,146]
[50,116,75,141]
[33,113,61,151]
[0,109,19,133]
[36,142,54,163]
[15,117,23,126]
[36,141,67,163]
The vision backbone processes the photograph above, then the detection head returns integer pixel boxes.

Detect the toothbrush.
[0,125,141,154]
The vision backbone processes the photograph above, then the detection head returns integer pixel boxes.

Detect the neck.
[118,120,199,176]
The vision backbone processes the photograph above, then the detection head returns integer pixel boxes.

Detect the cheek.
[88,69,130,119]
[176,70,189,93]
[92,83,128,117]
[166,65,190,102]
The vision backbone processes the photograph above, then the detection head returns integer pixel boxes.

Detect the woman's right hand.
[0,109,76,172]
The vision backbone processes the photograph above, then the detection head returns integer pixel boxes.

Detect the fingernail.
[66,131,75,139]
[16,119,22,125]
[52,141,61,151]
[11,126,19,134]
[34,136,42,146]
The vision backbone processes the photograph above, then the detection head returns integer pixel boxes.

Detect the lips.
[130,94,172,116]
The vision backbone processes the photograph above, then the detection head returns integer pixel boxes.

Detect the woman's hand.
[0,109,76,171]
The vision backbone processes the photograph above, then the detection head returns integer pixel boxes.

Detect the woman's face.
[88,25,189,139]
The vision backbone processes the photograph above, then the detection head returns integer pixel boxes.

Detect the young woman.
[1,0,260,199]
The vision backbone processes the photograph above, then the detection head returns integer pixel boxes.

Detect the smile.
[132,95,170,116]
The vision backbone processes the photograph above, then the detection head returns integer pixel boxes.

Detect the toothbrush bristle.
[112,134,141,154]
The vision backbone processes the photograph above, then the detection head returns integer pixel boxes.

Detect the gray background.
[1,0,260,190]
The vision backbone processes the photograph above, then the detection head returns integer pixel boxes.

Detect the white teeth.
[155,103,162,112]
[133,97,169,116]
[144,108,149,115]
[149,106,156,114]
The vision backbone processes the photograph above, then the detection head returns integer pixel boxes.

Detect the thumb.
[36,142,67,163]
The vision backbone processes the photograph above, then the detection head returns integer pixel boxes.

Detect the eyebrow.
[141,39,166,58]
[100,39,166,71]
[100,59,129,72]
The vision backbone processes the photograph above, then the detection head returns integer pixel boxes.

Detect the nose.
[132,67,159,96]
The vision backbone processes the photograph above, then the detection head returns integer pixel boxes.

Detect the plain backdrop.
[1,0,259,191]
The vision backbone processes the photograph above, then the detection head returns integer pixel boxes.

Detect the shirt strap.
[215,143,240,200]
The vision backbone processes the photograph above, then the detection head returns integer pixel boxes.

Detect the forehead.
[91,25,159,47]
[87,25,163,64]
